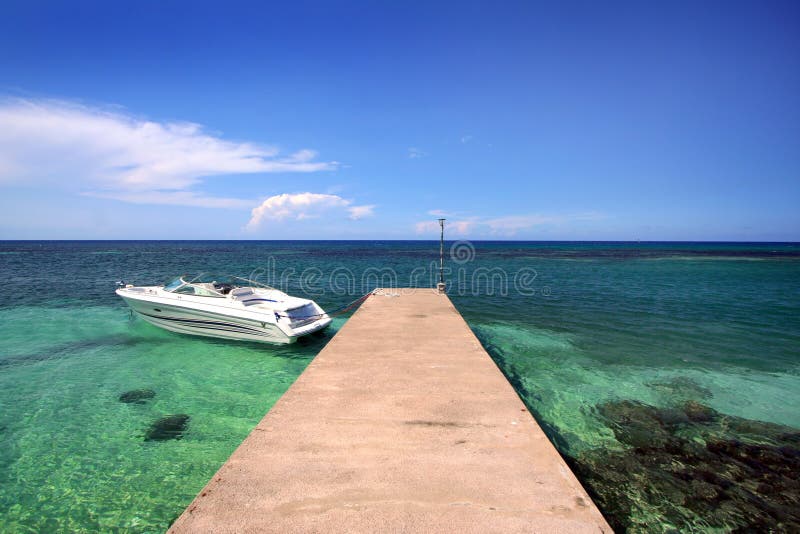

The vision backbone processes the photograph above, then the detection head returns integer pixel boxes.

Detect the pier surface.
[169,289,611,533]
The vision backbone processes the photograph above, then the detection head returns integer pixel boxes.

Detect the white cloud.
[460,135,473,144]
[451,220,479,234]
[415,212,605,237]
[246,192,374,231]
[485,215,558,234]
[408,147,427,159]
[415,219,477,235]
[428,209,448,217]
[0,98,338,207]
[348,204,375,220]
[83,190,254,209]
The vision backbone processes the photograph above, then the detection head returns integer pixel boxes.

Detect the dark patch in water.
[119,389,155,404]
[477,244,800,260]
[145,414,190,441]
[0,336,150,369]
[683,400,718,423]
[648,376,713,401]
[195,333,325,359]
[566,400,800,532]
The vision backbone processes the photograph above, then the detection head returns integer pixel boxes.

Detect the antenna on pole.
[437,218,446,293]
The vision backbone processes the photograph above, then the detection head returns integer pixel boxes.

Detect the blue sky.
[0,0,798,240]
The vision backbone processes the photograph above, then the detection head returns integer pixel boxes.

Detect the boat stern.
[276,300,332,340]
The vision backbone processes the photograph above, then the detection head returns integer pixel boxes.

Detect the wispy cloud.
[485,215,564,234]
[0,98,338,208]
[416,218,478,235]
[460,135,473,144]
[246,192,374,231]
[83,190,254,209]
[415,212,606,236]
[347,204,376,220]
[408,147,427,159]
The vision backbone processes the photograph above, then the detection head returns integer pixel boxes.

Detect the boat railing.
[228,275,280,292]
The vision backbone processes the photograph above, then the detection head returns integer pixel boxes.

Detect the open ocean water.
[1,240,798,532]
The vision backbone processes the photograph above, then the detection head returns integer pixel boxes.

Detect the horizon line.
[1,239,798,244]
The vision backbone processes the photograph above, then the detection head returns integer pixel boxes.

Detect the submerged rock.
[119,388,156,404]
[648,376,713,401]
[569,399,800,532]
[683,400,718,423]
[145,414,190,441]
[596,399,672,449]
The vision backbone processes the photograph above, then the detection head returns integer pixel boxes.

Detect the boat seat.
[230,287,255,298]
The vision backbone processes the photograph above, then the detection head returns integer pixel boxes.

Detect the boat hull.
[119,295,328,344]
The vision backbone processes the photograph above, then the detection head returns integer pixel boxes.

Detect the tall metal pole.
[438,218,446,292]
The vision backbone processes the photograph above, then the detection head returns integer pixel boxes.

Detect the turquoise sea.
[1,241,798,532]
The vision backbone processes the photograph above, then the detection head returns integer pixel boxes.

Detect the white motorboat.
[116,274,332,344]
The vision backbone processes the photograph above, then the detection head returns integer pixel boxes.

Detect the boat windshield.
[161,273,274,297]
[163,276,186,292]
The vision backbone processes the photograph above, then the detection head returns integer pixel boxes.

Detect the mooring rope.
[275,289,376,321]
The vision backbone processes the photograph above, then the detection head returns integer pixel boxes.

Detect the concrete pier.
[169,289,611,533]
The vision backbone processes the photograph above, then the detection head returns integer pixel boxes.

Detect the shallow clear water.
[1,241,798,532]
